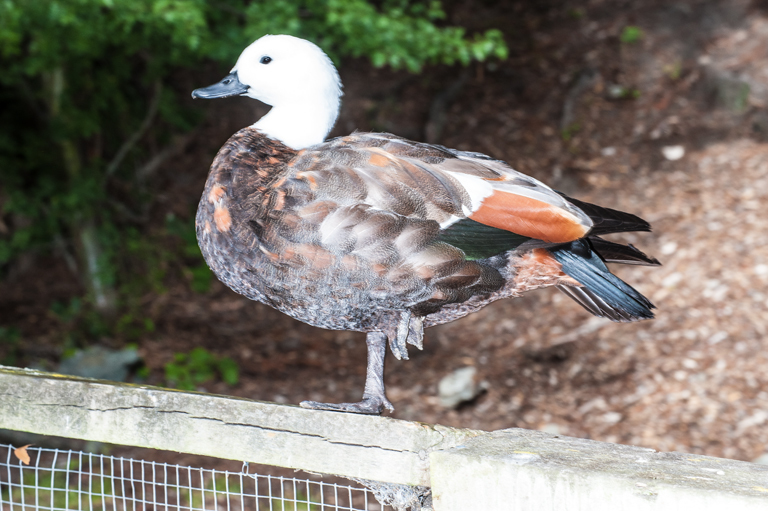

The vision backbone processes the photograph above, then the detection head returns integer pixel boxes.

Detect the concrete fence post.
[429,428,768,510]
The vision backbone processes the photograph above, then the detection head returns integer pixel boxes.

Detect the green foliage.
[165,347,239,390]
[561,122,581,141]
[50,297,83,323]
[620,26,643,44]
[48,225,169,342]
[318,0,508,71]
[201,0,508,71]
[166,213,212,293]
[0,326,21,365]
[43,215,211,346]
[116,314,156,339]
[50,296,114,348]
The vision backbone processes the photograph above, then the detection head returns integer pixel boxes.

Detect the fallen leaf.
[14,444,32,465]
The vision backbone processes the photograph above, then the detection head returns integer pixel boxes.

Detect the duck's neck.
[254,96,340,150]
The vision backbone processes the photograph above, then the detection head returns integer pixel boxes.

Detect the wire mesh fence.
[0,444,386,511]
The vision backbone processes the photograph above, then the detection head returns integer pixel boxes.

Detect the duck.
[191,35,659,415]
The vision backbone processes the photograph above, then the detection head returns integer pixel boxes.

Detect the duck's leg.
[300,331,394,415]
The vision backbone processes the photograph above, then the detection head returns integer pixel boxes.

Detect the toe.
[299,398,392,415]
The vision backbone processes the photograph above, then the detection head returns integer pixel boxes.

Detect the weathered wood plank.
[0,366,482,486]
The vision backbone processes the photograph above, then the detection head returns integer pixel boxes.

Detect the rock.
[438,366,488,408]
[58,346,140,382]
[662,145,685,161]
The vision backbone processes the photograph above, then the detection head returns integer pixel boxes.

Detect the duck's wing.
[266,132,654,328]
[288,133,592,249]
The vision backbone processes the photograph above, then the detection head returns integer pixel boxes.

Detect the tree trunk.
[49,66,117,315]
[76,219,117,314]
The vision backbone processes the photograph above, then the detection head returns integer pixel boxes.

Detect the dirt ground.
[3,0,768,467]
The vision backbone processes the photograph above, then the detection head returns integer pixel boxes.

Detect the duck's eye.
[260,56,272,65]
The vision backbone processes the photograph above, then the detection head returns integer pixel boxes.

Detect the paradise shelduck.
[192,35,659,415]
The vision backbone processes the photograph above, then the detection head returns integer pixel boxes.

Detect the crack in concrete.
[36,403,158,413]
[179,412,414,455]
[4,394,416,456]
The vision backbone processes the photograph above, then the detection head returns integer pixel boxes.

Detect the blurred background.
[1,0,768,463]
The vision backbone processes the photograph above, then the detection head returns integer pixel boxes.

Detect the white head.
[193,35,343,149]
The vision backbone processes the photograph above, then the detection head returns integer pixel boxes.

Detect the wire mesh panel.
[0,444,385,511]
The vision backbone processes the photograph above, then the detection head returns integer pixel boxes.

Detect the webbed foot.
[300,395,394,415]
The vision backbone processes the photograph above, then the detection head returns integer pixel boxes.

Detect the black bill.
[191,72,249,99]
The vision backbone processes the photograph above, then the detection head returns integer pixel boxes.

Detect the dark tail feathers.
[551,239,656,322]
[588,236,660,266]
[559,194,651,236]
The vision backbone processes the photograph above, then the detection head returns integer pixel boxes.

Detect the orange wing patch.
[469,190,589,243]
[208,184,226,204]
[214,204,232,232]
[294,243,336,270]
[368,152,389,167]
[367,147,396,167]
[295,172,318,190]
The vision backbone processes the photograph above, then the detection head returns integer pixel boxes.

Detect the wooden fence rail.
[2,366,768,510]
